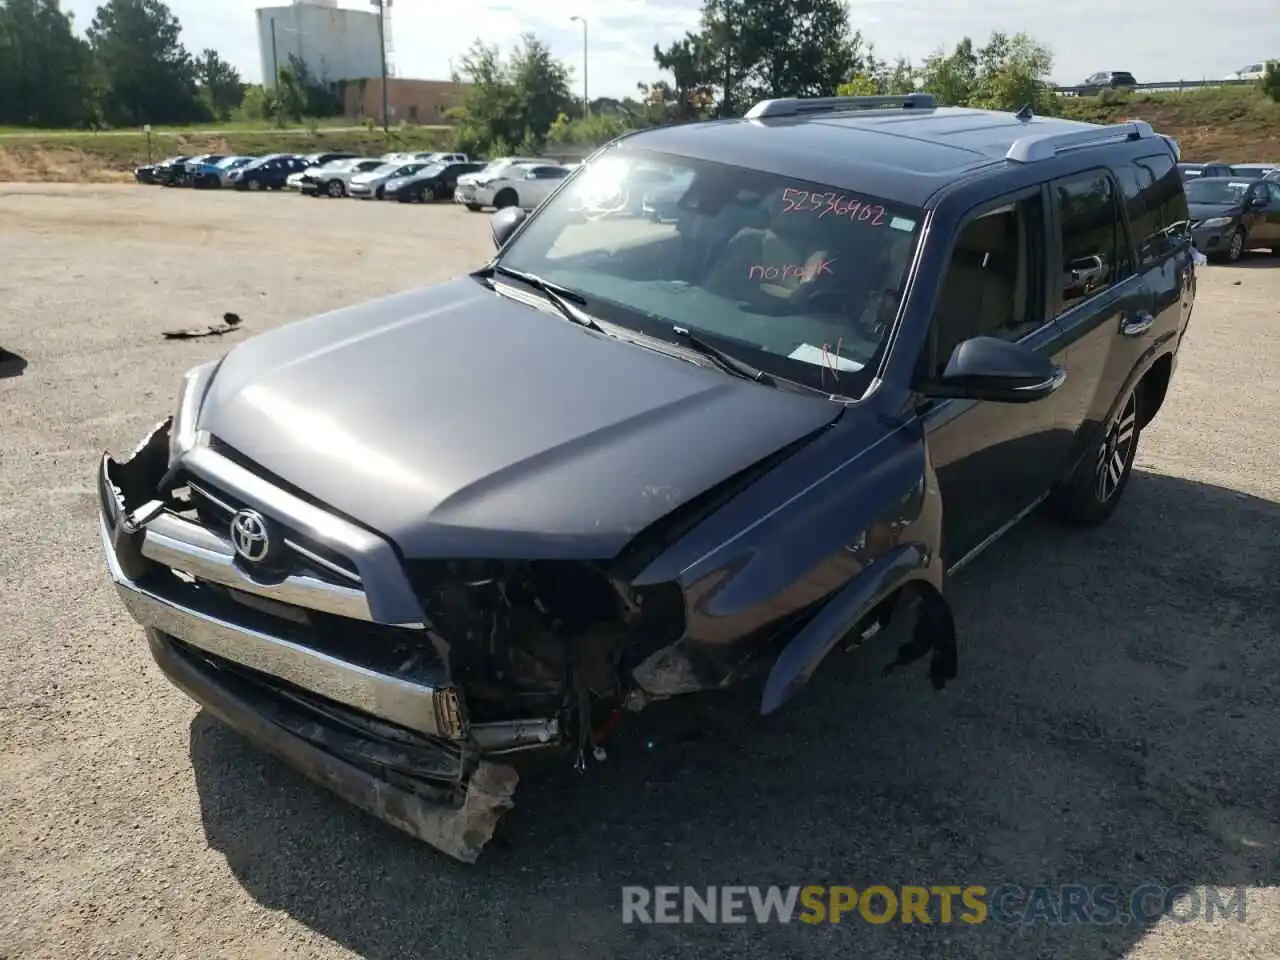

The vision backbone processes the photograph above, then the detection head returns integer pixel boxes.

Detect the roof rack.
[1005,120,1155,163]
[744,93,937,119]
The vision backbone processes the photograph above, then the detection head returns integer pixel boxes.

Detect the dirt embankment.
[1061,86,1280,161]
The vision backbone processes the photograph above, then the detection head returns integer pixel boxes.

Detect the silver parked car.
[348,162,429,200]
[299,157,387,198]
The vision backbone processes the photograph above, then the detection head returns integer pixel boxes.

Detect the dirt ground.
[1,184,1278,960]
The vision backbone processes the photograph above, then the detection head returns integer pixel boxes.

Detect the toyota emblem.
[229,509,271,562]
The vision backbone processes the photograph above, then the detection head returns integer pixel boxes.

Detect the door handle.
[1121,311,1154,337]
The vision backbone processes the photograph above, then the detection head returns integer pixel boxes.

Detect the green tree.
[972,31,1059,114]
[87,0,206,125]
[918,37,979,106]
[653,33,715,119]
[449,35,571,155]
[1260,60,1280,103]
[194,48,244,120]
[0,0,95,127]
[507,33,573,142]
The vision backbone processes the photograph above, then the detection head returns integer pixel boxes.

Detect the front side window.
[930,196,1042,375]
[1118,153,1187,268]
[496,147,924,396]
[1054,171,1123,314]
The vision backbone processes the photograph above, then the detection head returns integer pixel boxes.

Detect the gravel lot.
[1,183,1278,960]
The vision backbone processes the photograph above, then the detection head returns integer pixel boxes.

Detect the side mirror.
[490,206,527,250]
[919,336,1065,404]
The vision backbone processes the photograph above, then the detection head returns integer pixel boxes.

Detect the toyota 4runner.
[98,93,1197,862]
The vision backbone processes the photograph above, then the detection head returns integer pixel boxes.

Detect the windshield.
[1186,179,1250,205]
[496,147,922,396]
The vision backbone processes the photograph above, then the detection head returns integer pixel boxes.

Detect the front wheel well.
[1137,353,1174,430]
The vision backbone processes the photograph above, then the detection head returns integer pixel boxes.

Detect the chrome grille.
[176,472,362,586]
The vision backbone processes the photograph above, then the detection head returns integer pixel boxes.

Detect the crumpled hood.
[196,277,840,559]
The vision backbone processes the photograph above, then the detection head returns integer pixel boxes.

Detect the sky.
[60,0,1280,101]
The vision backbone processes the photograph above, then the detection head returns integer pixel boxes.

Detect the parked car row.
[133,150,589,211]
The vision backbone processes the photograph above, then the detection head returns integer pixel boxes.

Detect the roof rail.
[745,93,937,119]
[1005,120,1155,163]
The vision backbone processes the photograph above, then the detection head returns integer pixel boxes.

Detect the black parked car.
[97,94,1195,863]
[1178,161,1234,181]
[135,156,188,185]
[1080,71,1138,94]
[383,161,488,202]
[226,154,308,191]
[1187,176,1280,261]
[168,154,226,187]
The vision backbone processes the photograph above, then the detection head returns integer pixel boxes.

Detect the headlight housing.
[168,360,219,467]
[1200,216,1233,229]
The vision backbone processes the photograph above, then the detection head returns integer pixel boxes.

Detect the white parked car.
[1226,62,1270,81]
[453,156,543,206]
[347,161,429,200]
[458,161,570,211]
[408,151,471,164]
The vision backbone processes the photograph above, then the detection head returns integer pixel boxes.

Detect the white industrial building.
[255,0,389,89]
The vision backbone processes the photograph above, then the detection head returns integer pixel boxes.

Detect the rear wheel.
[326,179,345,198]
[465,203,482,212]
[1048,386,1140,527]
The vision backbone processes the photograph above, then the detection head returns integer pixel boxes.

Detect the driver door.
[915,188,1077,566]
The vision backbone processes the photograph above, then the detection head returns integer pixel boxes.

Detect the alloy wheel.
[328,180,343,198]
[1228,230,1244,261]
[248,180,261,191]
[1095,390,1138,503]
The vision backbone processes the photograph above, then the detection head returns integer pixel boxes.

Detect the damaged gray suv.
[99,94,1195,861]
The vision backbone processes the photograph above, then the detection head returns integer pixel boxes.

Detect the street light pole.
[375,0,389,131]
[570,15,588,118]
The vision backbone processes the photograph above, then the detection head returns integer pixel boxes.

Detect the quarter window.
[1054,172,1122,314]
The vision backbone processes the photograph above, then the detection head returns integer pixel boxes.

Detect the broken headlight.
[168,360,218,467]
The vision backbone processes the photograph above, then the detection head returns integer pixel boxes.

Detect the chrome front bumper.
[97,421,464,741]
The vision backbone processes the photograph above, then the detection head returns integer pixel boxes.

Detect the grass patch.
[1061,85,1280,160]
[0,126,458,182]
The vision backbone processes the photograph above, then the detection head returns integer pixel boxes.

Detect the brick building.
[341,78,470,124]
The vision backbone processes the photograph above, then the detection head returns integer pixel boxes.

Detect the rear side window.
[1052,171,1123,314]
[1116,153,1187,268]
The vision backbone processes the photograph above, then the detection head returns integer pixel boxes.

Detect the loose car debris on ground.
[162,312,244,340]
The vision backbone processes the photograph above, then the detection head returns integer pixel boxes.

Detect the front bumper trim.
[149,630,516,863]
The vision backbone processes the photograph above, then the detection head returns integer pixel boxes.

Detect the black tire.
[1223,227,1246,263]
[1047,386,1141,527]
[419,185,432,203]
[375,185,385,200]
[326,179,345,198]
[247,179,262,192]
[494,188,517,209]
[465,203,482,212]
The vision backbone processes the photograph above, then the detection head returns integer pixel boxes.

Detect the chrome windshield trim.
[140,511,374,622]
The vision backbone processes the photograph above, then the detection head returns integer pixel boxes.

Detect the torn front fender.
[760,542,936,715]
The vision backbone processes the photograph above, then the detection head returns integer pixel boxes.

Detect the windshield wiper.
[487,265,606,332]
[672,326,776,386]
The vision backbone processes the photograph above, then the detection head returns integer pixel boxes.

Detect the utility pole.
[270,17,279,88]
[374,0,389,132]
[570,16,589,118]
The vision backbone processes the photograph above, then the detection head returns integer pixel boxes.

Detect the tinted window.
[1054,172,1122,314]
[1118,153,1186,268]
[932,198,1041,373]
[1267,183,1280,203]
[498,148,923,396]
